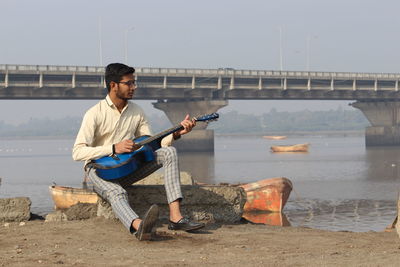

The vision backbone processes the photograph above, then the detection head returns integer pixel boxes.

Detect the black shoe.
[168,217,205,232]
[135,204,159,241]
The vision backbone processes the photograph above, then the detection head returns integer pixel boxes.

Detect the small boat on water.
[263,135,287,140]
[49,185,98,210]
[239,177,293,212]
[270,143,309,153]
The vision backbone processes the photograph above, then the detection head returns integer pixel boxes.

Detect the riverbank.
[1,218,399,266]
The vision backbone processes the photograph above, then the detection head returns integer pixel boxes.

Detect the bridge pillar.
[352,101,400,146]
[153,100,228,152]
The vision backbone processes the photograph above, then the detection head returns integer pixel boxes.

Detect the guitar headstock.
[194,113,219,122]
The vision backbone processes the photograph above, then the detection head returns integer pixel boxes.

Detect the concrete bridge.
[2,64,400,148]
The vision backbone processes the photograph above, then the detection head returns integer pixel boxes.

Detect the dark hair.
[105,63,135,92]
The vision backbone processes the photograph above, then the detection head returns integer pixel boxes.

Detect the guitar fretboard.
[135,124,184,146]
[133,114,217,146]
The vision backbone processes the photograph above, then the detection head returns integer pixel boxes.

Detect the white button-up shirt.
[72,95,173,164]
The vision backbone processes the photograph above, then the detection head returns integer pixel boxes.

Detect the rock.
[0,197,31,222]
[63,203,97,220]
[134,171,194,185]
[45,211,68,222]
[45,203,97,222]
[97,199,116,220]
[97,185,246,223]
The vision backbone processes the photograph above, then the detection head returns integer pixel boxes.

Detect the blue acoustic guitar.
[89,113,219,181]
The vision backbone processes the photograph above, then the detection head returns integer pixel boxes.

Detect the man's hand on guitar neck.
[174,114,196,139]
[114,140,140,154]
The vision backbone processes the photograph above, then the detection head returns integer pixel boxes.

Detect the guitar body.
[89,113,219,181]
[92,135,161,181]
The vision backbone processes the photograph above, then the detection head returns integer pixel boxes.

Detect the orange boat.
[263,135,287,140]
[270,143,309,153]
[242,211,291,226]
[239,177,293,212]
[49,185,99,210]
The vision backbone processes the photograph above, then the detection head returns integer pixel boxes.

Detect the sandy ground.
[1,218,400,267]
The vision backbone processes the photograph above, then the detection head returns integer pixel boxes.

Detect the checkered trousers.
[86,146,182,232]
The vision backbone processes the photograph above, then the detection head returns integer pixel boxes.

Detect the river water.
[0,135,399,232]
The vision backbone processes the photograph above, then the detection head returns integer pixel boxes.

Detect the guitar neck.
[135,124,184,146]
[133,113,218,146]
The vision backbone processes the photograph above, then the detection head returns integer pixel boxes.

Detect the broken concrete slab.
[63,203,97,220]
[0,197,31,222]
[45,210,68,222]
[46,185,246,224]
[133,171,194,185]
[45,203,97,222]
[96,198,115,220]
[97,185,246,223]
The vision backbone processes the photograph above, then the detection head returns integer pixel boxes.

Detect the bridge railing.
[125,67,400,79]
[0,64,104,73]
[1,64,400,80]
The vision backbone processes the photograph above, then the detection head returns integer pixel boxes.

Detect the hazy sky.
[1,0,399,124]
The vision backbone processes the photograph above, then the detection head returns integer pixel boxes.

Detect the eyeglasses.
[117,80,136,86]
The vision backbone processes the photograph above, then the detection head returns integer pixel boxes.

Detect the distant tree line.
[209,107,370,134]
[0,108,370,137]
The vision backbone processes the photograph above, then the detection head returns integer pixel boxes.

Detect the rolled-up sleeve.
[72,111,113,161]
[161,134,173,147]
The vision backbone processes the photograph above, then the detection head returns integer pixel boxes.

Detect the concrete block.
[97,199,116,220]
[46,203,97,222]
[97,185,246,223]
[0,197,31,222]
[134,171,194,185]
[63,203,97,220]
[45,210,68,222]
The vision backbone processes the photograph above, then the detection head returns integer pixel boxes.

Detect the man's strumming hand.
[114,139,140,154]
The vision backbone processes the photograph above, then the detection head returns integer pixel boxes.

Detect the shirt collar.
[105,94,114,107]
[105,94,130,112]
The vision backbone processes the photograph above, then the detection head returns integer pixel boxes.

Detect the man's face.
[113,73,137,100]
